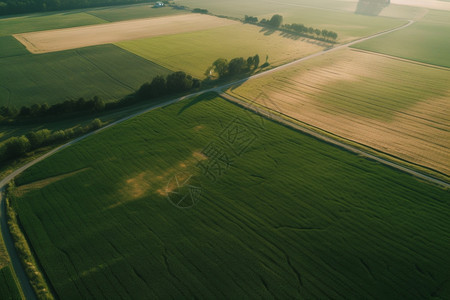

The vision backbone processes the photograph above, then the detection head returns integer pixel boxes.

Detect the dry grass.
[228,48,450,175]
[13,14,237,54]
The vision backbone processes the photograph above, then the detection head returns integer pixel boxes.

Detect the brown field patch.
[13,14,238,54]
[228,49,450,175]
[112,150,206,208]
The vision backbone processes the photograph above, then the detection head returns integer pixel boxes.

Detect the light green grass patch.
[12,93,450,299]
[86,4,187,22]
[0,12,106,36]
[352,9,450,67]
[117,23,327,78]
[0,44,171,107]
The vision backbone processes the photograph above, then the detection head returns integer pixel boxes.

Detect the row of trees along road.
[206,54,260,78]
[244,14,338,41]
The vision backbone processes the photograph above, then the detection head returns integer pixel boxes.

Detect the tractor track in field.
[2,17,448,299]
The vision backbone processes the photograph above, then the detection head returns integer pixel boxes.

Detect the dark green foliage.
[253,54,260,68]
[192,8,208,14]
[212,58,228,77]
[0,265,22,300]
[93,96,105,112]
[259,14,283,27]
[149,75,167,97]
[0,118,103,163]
[268,14,283,27]
[228,57,247,75]
[207,54,261,79]
[3,95,105,120]
[244,15,258,23]
[166,71,193,92]
[26,129,51,149]
[12,95,450,299]
[283,23,338,41]
[137,72,199,100]
[3,136,30,158]
[0,0,151,16]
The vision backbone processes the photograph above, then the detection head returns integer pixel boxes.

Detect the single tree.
[253,54,260,68]
[212,58,229,78]
[268,14,283,28]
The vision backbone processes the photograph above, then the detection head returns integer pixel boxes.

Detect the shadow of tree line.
[355,0,390,16]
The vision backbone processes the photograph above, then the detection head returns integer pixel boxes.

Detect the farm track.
[2,17,448,299]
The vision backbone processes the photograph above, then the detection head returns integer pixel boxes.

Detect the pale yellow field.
[13,14,238,53]
[228,49,450,175]
[117,23,330,78]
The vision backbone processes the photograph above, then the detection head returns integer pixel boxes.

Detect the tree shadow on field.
[177,92,217,115]
[258,27,332,47]
[259,27,276,36]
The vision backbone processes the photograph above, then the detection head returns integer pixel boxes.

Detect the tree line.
[192,8,208,14]
[283,23,338,40]
[0,0,154,15]
[0,71,200,123]
[244,14,338,41]
[0,118,102,163]
[205,54,261,79]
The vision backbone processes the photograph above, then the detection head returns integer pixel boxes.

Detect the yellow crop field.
[117,23,329,78]
[227,49,450,175]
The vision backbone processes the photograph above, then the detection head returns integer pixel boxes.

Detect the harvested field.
[14,14,237,54]
[227,49,450,175]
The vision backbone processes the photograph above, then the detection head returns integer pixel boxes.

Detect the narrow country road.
[0,188,35,300]
[2,17,447,300]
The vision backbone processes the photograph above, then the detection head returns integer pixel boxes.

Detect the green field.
[0,44,171,107]
[353,9,450,67]
[0,266,22,300]
[0,12,106,36]
[11,93,450,299]
[0,5,182,36]
[117,23,327,78]
[174,0,405,42]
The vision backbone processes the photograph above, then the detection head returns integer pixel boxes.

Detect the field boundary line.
[350,48,450,70]
[75,49,135,91]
